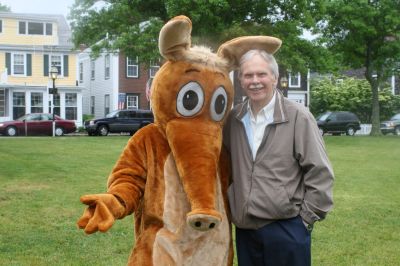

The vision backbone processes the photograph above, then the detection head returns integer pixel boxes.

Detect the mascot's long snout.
[166,118,223,231]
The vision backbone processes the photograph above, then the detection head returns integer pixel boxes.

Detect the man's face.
[239,54,277,107]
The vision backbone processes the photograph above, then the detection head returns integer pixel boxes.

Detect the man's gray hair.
[238,50,279,79]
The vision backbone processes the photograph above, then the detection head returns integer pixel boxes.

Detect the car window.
[328,113,337,121]
[41,114,51,121]
[118,111,127,118]
[142,112,153,118]
[127,111,137,118]
[349,113,358,120]
[337,113,347,121]
[27,114,41,121]
[118,111,134,118]
[317,112,331,121]
[17,114,28,121]
[106,110,119,118]
[391,114,400,120]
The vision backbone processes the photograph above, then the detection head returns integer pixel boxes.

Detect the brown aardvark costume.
[77,15,281,266]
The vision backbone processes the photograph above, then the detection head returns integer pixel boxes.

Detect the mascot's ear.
[159,15,192,61]
[217,36,282,71]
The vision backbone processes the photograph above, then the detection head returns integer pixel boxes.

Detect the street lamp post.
[280,76,288,97]
[49,66,58,137]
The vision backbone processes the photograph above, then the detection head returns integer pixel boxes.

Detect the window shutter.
[43,54,49,76]
[6,53,11,75]
[63,55,69,77]
[27,54,32,76]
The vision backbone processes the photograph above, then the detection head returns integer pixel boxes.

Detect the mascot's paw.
[77,193,125,234]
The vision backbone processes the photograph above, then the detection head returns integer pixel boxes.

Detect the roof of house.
[0,12,72,47]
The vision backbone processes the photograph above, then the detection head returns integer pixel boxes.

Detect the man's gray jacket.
[223,90,334,229]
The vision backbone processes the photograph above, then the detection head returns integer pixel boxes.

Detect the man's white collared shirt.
[247,93,275,160]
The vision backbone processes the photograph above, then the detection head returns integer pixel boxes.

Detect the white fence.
[355,124,372,135]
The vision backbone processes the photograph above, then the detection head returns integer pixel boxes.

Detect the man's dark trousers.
[236,216,311,266]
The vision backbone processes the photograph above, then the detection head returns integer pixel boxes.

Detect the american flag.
[118,93,126,110]
[146,78,153,101]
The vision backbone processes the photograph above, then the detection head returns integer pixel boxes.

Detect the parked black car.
[380,113,400,135]
[316,111,361,136]
[84,109,154,136]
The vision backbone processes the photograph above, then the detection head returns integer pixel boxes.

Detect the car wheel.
[318,128,324,136]
[98,125,109,136]
[346,126,355,136]
[6,126,17,136]
[395,127,400,136]
[55,127,64,136]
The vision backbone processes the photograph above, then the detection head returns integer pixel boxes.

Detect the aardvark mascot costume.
[77,15,281,266]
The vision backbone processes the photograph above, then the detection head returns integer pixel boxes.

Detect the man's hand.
[77,193,125,234]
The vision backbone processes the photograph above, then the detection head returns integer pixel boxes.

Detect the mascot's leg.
[152,228,183,265]
[127,226,160,266]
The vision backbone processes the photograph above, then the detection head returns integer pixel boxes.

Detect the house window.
[79,62,83,83]
[127,56,139,78]
[31,92,43,113]
[90,60,95,80]
[149,60,160,78]
[90,96,95,115]
[13,92,26,119]
[53,94,60,116]
[65,93,77,120]
[45,23,52,35]
[50,55,63,75]
[0,89,7,117]
[12,53,26,75]
[105,54,110,79]
[127,95,138,109]
[18,21,26,34]
[18,21,53,35]
[104,94,110,115]
[289,72,301,88]
[28,22,44,35]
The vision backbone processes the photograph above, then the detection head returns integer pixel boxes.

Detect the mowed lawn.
[0,135,399,265]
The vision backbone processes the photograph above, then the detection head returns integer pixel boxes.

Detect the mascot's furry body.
[77,15,281,266]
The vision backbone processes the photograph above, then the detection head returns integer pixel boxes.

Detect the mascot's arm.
[77,130,149,234]
[107,132,148,216]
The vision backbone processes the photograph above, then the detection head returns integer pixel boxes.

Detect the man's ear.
[217,36,282,71]
[273,75,279,88]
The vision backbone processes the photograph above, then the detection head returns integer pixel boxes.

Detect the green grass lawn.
[0,136,399,265]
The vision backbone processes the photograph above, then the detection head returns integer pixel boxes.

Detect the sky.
[0,0,316,40]
[0,0,75,18]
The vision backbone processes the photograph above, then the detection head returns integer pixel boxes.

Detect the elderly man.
[223,49,334,266]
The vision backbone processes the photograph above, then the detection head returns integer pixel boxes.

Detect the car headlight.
[89,120,95,125]
[0,123,4,127]
[387,122,395,127]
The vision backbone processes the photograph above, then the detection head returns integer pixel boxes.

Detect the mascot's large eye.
[210,86,228,121]
[177,82,204,117]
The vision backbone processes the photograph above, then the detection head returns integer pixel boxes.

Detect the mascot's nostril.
[209,223,215,229]
[195,221,202,227]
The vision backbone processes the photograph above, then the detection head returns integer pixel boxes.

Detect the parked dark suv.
[316,111,361,136]
[84,109,153,136]
[380,113,400,135]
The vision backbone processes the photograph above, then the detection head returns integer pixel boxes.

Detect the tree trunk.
[369,81,382,136]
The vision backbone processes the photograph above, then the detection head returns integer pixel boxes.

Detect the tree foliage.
[316,0,400,134]
[310,76,400,123]
[68,0,337,72]
[0,3,11,12]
